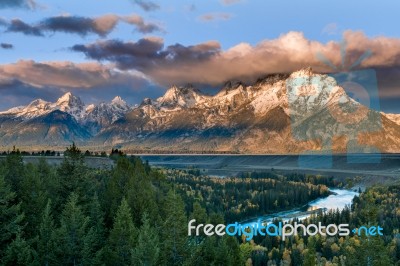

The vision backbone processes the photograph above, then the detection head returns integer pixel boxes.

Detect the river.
[242,188,359,225]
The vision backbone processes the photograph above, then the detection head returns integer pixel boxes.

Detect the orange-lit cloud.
[71,31,400,88]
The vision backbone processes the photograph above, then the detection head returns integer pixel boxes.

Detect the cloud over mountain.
[2,30,400,112]
[72,37,220,71]
[70,31,400,89]
[0,60,132,88]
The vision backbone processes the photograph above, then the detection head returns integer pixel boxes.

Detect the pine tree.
[63,142,84,162]
[303,236,317,266]
[132,213,160,266]
[214,237,233,265]
[20,163,49,238]
[186,236,217,265]
[4,147,25,190]
[126,169,158,226]
[88,193,105,245]
[191,201,207,224]
[54,193,89,265]
[0,175,24,257]
[57,143,90,202]
[161,190,188,265]
[107,198,137,266]
[37,199,56,266]
[2,232,34,266]
[345,234,392,266]
[82,193,106,265]
[224,236,244,265]
[240,243,253,263]
[36,158,63,218]
[104,157,135,225]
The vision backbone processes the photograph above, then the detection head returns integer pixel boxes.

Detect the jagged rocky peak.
[161,85,200,98]
[83,95,131,134]
[110,96,130,110]
[214,81,246,99]
[56,92,84,110]
[85,96,130,113]
[141,98,153,106]
[222,80,245,90]
[385,113,400,126]
[111,96,126,105]
[0,98,53,119]
[85,104,95,112]
[56,92,75,103]
[19,99,52,115]
[27,98,50,107]
[54,92,85,120]
[290,67,315,78]
[255,73,291,87]
[157,85,205,108]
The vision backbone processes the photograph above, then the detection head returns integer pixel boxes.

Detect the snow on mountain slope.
[84,96,131,134]
[0,93,130,124]
[128,69,347,126]
[0,99,52,120]
[156,85,207,109]
[385,113,400,125]
[0,92,85,121]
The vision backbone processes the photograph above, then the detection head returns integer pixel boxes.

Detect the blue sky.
[2,0,400,63]
[1,0,400,112]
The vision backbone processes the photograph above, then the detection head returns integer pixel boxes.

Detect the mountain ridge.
[1,68,399,153]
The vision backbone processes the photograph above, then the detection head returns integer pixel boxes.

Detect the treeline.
[1,149,61,157]
[238,171,339,187]
[0,145,127,158]
[169,170,330,223]
[127,150,240,154]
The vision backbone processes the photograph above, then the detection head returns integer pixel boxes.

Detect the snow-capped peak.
[83,96,131,134]
[54,92,85,120]
[157,85,205,108]
[56,92,73,103]
[85,104,95,113]
[385,113,400,126]
[0,98,52,119]
[56,92,84,108]
[141,98,153,106]
[111,96,124,104]
[111,96,129,110]
[157,86,185,104]
[27,99,50,107]
[0,92,132,132]
[290,67,314,78]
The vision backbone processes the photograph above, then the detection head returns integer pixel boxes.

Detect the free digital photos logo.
[188,219,383,241]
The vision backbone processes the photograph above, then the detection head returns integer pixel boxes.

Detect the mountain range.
[0,68,399,153]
